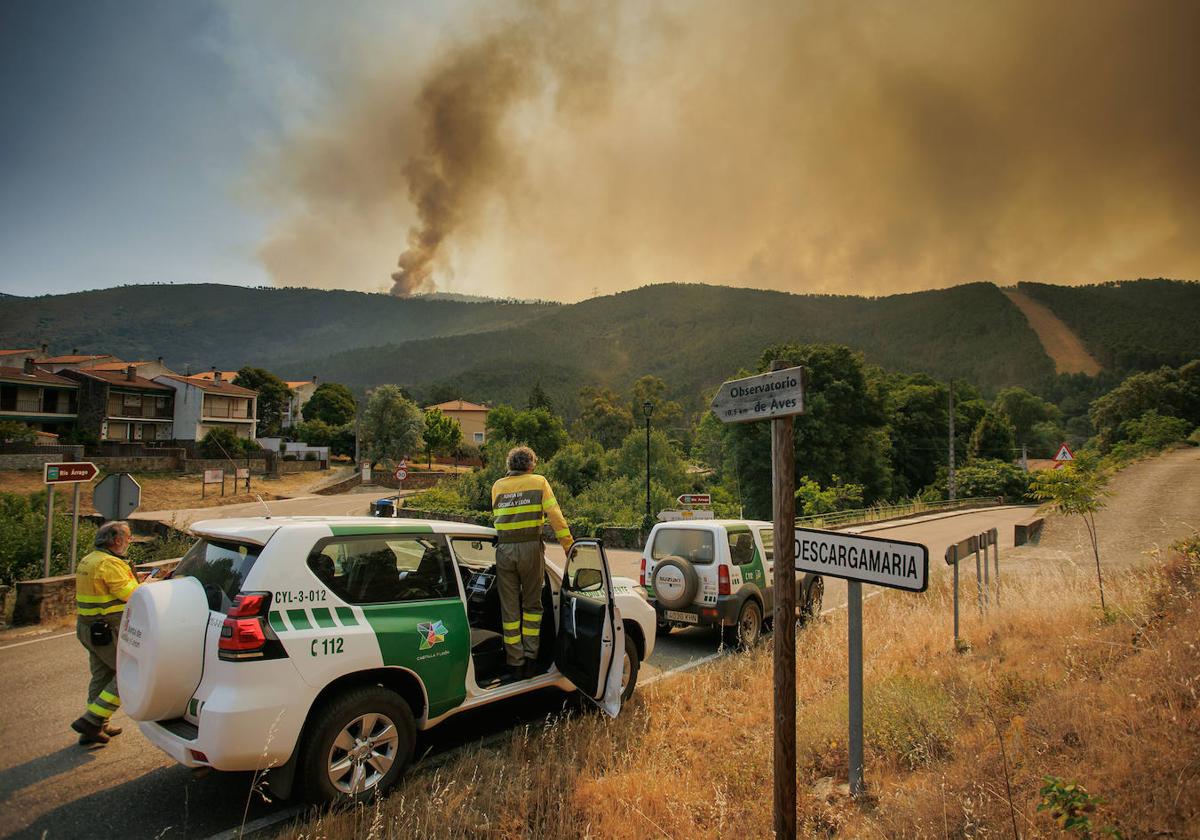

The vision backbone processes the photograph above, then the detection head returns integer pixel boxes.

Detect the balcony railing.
[106,402,173,419]
[5,398,75,415]
[202,404,252,419]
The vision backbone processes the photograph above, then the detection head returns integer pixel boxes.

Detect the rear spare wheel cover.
[117,576,210,721]
[652,557,698,609]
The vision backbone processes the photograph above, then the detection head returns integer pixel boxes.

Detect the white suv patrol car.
[642,520,823,646]
[116,517,654,804]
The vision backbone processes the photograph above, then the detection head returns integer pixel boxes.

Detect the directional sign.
[794,527,929,592]
[658,509,715,522]
[43,462,98,484]
[710,366,805,424]
[677,493,711,506]
[1053,442,1075,468]
[93,473,141,520]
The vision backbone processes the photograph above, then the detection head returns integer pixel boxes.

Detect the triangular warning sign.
[1053,443,1074,462]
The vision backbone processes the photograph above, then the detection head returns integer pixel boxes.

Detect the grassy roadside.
[281,529,1200,838]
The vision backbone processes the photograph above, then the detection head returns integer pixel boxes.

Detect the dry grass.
[280,533,1200,839]
[0,469,334,513]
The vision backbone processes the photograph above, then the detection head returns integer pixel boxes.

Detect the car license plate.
[665,610,698,624]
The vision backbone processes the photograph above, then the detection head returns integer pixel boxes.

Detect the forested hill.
[278,283,1057,407]
[0,284,554,370]
[1016,279,1200,371]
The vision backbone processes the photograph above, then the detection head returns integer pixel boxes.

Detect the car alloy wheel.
[327,712,400,795]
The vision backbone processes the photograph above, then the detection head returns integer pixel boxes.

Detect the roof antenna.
[253,494,272,519]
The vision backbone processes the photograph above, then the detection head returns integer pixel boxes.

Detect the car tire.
[651,556,700,610]
[620,634,640,704]
[723,599,762,649]
[300,685,416,806]
[800,577,825,625]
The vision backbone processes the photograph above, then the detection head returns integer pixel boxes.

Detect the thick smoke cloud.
[260,0,1200,299]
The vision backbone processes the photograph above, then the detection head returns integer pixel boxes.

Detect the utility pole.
[948,382,956,501]
[642,401,654,525]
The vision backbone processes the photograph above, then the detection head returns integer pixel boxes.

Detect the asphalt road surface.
[0,505,1034,839]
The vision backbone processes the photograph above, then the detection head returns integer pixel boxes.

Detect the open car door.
[555,539,625,717]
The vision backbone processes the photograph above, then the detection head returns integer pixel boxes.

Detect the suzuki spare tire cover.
[652,556,700,610]
[117,576,210,721]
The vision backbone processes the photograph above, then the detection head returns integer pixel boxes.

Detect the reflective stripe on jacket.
[491,472,573,551]
[76,550,138,617]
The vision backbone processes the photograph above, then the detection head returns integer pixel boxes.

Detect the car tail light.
[219,592,271,661]
[639,557,647,587]
[718,565,731,596]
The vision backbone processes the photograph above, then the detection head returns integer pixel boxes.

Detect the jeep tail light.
[639,557,646,587]
[219,592,271,661]
[718,565,731,596]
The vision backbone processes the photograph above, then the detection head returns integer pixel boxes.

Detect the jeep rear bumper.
[652,595,743,627]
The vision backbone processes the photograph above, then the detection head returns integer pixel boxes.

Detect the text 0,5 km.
[274,590,328,605]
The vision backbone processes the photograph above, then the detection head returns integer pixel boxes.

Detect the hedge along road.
[0,505,1033,839]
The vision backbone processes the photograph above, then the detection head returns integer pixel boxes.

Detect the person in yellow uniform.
[72,521,139,746]
[491,446,573,679]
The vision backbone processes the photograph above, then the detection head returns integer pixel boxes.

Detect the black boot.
[71,717,110,746]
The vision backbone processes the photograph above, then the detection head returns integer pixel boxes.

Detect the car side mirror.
[573,567,603,592]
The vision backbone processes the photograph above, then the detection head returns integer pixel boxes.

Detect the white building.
[154,372,259,441]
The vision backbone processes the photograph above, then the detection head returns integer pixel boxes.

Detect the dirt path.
[1002,287,1102,375]
[1032,447,1200,566]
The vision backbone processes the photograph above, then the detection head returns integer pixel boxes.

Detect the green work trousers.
[76,618,121,726]
[496,540,544,666]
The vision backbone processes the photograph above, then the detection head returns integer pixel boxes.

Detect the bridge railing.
[796,496,1002,531]
[945,527,1001,649]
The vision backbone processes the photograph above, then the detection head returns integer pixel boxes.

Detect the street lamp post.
[643,400,654,525]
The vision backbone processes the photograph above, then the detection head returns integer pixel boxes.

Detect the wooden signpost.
[712,361,805,839]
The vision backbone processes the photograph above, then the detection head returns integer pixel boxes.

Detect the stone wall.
[280,459,326,474]
[11,558,181,625]
[91,455,179,472]
[0,449,82,470]
[374,470,450,490]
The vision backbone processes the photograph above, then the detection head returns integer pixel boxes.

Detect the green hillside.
[1017,279,1200,371]
[278,283,1057,408]
[0,285,554,371]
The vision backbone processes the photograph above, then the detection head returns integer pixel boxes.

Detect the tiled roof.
[426,399,490,412]
[65,368,173,391]
[91,360,152,371]
[38,354,113,363]
[0,348,38,355]
[159,373,257,397]
[0,366,78,387]
[286,380,315,389]
[190,370,240,381]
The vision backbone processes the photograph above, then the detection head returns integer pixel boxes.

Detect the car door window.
[727,530,756,566]
[307,535,456,604]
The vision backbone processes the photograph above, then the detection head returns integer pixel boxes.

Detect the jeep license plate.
[665,610,698,624]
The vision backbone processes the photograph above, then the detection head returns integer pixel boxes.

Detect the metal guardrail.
[795,496,1002,530]
[946,527,1000,649]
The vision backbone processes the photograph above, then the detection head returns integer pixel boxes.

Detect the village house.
[155,371,258,441]
[61,366,176,442]
[0,348,40,367]
[425,399,490,445]
[89,357,175,380]
[0,358,79,436]
[35,351,120,373]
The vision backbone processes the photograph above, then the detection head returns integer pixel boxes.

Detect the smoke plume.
[260,0,1200,299]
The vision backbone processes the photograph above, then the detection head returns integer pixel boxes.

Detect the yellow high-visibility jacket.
[76,550,139,619]
[491,471,573,552]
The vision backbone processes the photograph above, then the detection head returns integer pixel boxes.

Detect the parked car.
[117,517,655,804]
[641,519,823,647]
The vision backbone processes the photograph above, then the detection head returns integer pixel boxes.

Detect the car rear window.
[651,528,715,564]
[174,538,262,613]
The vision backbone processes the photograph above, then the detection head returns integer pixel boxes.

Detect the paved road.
[0,505,1034,839]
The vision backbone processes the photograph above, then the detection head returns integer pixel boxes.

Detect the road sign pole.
[42,486,55,578]
[847,579,864,797]
[770,359,797,840]
[993,535,1001,607]
[69,482,81,573]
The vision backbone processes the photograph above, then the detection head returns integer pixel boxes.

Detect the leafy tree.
[994,387,1062,450]
[691,410,727,475]
[795,475,865,516]
[610,428,689,493]
[883,374,950,498]
[0,421,36,444]
[233,367,291,437]
[487,405,568,460]
[303,382,356,426]
[574,387,633,448]
[568,476,675,530]
[1030,455,1112,611]
[0,490,97,583]
[970,409,1016,460]
[924,458,1030,502]
[1111,410,1193,458]
[722,344,893,519]
[629,375,683,438]
[422,408,463,467]
[199,426,253,458]
[426,382,464,405]
[527,382,553,412]
[293,419,355,457]
[1089,360,1200,450]
[361,385,424,466]
[544,440,607,496]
